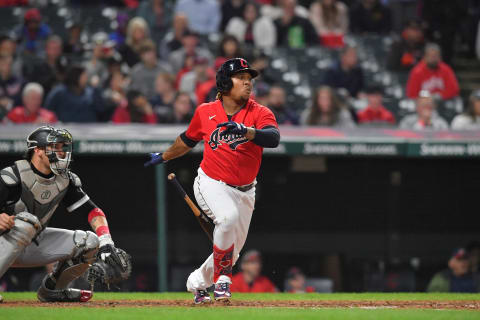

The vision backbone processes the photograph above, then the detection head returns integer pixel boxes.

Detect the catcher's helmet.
[26,126,73,176]
[216,58,259,94]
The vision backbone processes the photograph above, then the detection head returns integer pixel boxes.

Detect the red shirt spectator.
[357,106,394,124]
[6,82,57,124]
[231,272,277,293]
[7,106,57,123]
[112,90,157,124]
[357,86,395,124]
[406,44,459,99]
[229,250,277,293]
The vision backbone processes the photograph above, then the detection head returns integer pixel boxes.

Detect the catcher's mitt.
[87,245,132,287]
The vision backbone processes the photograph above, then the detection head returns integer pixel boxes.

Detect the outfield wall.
[1,124,479,292]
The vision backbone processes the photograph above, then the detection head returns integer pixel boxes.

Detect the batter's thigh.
[194,170,241,224]
[12,228,77,267]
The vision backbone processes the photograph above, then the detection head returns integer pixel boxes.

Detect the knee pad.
[72,230,99,264]
[49,231,99,290]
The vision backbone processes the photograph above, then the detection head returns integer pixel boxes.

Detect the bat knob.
[168,173,176,180]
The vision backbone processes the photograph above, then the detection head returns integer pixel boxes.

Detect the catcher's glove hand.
[87,245,132,287]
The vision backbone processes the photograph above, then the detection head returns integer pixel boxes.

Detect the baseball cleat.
[37,287,93,303]
[193,289,211,304]
[0,294,3,303]
[214,282,231,301]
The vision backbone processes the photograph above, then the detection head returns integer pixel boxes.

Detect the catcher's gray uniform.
[0,160,99,301]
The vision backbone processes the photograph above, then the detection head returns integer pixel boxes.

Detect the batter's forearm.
[162,136,192,161]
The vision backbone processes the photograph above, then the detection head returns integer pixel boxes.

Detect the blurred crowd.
[0,0,480,130]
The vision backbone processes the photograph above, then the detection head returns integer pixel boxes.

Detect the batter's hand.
[144,152,167,167]
[217,121,247,138]
[0,213,15,232]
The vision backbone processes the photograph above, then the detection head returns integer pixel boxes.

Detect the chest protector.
[6,160,70,226]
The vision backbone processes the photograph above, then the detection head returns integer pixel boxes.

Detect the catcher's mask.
[27,126,73,177]
[216,58,259,94]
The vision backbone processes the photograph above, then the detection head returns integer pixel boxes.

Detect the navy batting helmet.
[216,58,259,94]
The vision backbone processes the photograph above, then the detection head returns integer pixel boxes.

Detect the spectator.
[309,0,349,48]
[0,35,22,78]
[406,43,459,100]
[14,8,51,56]
[137,0,171,42]
[466,241,480,274]
[150,72,177,120]
[230,250,277,293]
[102,71,129,122]
[214,35,243,70]
[6,82,56,124]
[357,85,395,125]
[168,30,213,75]
[261,0,309,21]
[274,0,318,48]
[266,84,299,125]
[63,21,85,59]
[179,56,215,104]
[129,40,172,100]
[421,1,466,64]
[119,17,151,67]
[324,45,364,98]
[45,65,105,123]
[387,19,425,72]
[301,86,355,127]
[157,91,193,124]
[0,53,23,121]
[399,91,448,130]
[22,35,68,96]
[174,0,221,35]
[427,248,478,293]
[451,90,480,130]
[225,1,277,51]
[160,14,189,59]
[112,90,157,124]
[84,32,115,88]
[221,0,246,32]
[349,0,391,34]
[285,267,315,293]
[109,13,129,48]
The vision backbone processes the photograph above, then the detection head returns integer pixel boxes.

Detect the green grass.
[3,291,480,301]
[1,307,480,320]
[2,292,480,320]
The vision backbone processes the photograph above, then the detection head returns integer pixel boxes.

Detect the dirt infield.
[2,299,480,309]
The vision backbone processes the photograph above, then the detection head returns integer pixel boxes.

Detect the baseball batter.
[0,126,131,302]
[145,58,280,303]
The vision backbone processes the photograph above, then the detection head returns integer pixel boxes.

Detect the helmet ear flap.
[216,71,233,93]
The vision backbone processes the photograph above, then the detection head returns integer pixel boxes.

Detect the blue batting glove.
[217,121,247,138]
[144,152,167,167]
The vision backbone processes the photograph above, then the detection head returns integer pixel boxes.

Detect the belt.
[227,182,254,192]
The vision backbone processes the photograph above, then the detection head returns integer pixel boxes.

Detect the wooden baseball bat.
[167,173,214,242]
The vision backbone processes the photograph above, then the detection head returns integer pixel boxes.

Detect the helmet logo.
[239,59,248,68]
[41,190,51,200]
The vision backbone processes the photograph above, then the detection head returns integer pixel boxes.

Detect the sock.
[213,244,234,283]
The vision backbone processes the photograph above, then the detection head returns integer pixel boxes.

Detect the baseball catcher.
[0,126,132,302]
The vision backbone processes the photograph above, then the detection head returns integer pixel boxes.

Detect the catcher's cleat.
[213,282,231,301]
[37,287,93,302]
[194,289,212,304]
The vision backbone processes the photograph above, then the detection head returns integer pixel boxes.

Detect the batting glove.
[217,121,247,138]
[144,152,167,167]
